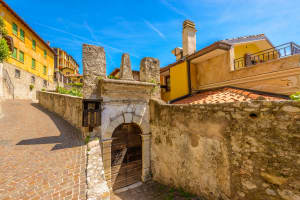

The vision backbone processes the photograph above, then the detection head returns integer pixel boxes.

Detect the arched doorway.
[111,123,142,190]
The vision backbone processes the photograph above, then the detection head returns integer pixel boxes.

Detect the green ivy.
[290,92,300,101]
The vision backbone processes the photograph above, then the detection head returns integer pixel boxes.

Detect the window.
[165,75,170,91]
[15,69,20,78]
[44,50,47,59]
[12,47,17,59]
[12,23,18,36]
[31,58,36,69]
[19,51,24,63]
[66,72,70,75]
[20,29,25,41]
[32,40,36,50]
[43,80,47,87]
[80,79,83,83]
[43,66,47,75]
[31,76,35,84]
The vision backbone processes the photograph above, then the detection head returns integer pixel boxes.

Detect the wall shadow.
[16,103,84,151]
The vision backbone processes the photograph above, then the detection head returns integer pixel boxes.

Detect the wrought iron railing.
[234,42,300,70]
[3,68,14,99]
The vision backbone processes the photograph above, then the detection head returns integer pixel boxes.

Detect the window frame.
[31,76,35,84]
[44,49,47,59]
[165,75,171,91]
[12,23,18,36]
[31,58,36,69]
[19,51,24,63]
[12,47,17,59]
[15,69,21,79]
[20,29,25,41]
[43,65,47,75]
[32,39,36,50]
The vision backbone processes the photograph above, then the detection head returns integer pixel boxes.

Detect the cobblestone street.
[0,100,86,200]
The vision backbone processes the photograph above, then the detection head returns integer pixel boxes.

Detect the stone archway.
[101,106,152,191]
[111,123,142,190]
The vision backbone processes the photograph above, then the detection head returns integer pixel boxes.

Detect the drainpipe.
[187,59,192,95]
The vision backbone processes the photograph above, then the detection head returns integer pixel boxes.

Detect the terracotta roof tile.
[172,87,288,105]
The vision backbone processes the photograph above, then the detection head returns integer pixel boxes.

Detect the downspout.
[187,59,192,95]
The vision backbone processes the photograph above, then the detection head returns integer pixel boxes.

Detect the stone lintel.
[99,79,155,100]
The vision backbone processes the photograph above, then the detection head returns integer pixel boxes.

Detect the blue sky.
[5,0,300,74]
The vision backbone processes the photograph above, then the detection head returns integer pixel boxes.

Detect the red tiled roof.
[172,87,287,105]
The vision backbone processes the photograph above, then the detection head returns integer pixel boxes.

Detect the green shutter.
[43,66,47,75]
[19,51,24,63]
[44,50,47,59]
[20,29,25,41]
[32,58,36,69]
[32,40,36,50]
[12,23,18,36]
[12,47,17,59]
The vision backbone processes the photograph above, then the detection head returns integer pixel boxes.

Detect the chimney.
[47,41,50,46]
[171,47,183,61]
[182,20,196,57]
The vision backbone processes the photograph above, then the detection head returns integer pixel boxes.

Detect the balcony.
[234,42,300,70]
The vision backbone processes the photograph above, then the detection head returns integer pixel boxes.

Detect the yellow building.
[0,0,55,83]
[161,20,300,103]
[53,48,79,75]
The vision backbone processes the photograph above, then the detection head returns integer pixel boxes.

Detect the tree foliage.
[0,16,10,62]
[0,16,7,37]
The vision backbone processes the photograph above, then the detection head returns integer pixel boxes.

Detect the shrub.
[56,86,82,97]
[290,92,300,101]
[29,84,34,91]
[107,75,117,79]
[67,82,83,87]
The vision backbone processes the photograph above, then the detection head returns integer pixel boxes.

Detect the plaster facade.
[1,62,56,100]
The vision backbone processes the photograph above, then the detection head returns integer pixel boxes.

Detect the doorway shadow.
[16,103,84,151]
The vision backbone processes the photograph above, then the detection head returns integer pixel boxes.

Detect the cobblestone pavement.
[0,100,86,200]
[111,181,205,200]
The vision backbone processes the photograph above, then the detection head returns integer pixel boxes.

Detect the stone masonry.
[140,57,161,99]
[82,44,106,99]
[150,99,300,200]
[119,53,133,80]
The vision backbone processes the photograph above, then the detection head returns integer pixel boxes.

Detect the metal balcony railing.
[234,42,300,70]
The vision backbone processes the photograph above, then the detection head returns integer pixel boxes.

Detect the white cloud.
[144,20,166,39]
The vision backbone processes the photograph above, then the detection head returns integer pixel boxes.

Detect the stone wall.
[37,91,84,135]
[1,62,56,100]
[150,99,300,200]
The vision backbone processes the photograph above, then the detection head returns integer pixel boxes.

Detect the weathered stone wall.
[37,91,84,135]
[82,44,106,99]
[1,62,56,100]
[150,99,300,200]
